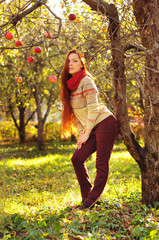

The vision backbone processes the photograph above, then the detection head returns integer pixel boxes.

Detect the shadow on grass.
[0,139,127,161]
[0,140,76,160]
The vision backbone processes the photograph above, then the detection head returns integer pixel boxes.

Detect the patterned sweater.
[70,76,113,133]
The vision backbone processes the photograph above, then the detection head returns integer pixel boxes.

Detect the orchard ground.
[0,139,159,239]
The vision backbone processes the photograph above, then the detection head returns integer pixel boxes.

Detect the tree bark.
[8,100,26,143]
[18,104,26,143]
[133,0,159,205]
[33,83,45,151]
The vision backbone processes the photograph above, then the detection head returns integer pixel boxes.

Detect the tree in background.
[0,1,61,148]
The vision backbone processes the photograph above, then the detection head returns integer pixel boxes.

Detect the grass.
[0,140,159,239]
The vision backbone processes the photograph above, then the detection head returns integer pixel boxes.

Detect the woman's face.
[68,53,84,76]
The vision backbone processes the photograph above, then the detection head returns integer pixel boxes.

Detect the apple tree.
[0,0,61,148]
[0,52,37,143]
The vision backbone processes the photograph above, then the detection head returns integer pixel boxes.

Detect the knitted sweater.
[70,75,113,133]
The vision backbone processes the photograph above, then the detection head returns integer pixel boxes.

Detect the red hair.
[61,49,87,136]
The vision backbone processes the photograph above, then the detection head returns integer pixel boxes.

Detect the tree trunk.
[37,119,45,151]
[8,100,26,144]
[141,156,159,205]
[19,105,26,144]
[133,0,159,205]
[33,83,45,151]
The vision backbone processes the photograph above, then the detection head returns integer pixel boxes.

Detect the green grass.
[0,140,159,239]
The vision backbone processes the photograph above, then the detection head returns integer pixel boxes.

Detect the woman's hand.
[77,129,91,149]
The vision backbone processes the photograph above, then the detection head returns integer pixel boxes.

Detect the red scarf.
[67,69,90,91]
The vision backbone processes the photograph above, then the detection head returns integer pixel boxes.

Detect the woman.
[61,49,118,210]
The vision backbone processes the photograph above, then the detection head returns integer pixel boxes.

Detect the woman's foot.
[79,198,99,210]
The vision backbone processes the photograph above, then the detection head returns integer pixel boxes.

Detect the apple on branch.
[15,40,23,47]
[34,47,41,53]
[27,56,34,63]
[69,14,76,21]
[5,32,13,40]
[49,75,57,83]
[15,76,22,83]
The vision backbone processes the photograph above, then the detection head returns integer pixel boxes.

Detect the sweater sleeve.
[73,114,84,133]
[82,77,101,130]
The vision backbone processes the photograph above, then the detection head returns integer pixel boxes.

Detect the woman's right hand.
[77,130,90,149]
[77,130,83,149]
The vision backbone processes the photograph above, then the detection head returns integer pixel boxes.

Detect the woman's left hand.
[77,131,90,149]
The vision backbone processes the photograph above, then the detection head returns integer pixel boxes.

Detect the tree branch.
[0,0,47,33]
[82,0,109,15]
[123,43,147,52]
[8,101,19,131]
[32,83,43,123]
[11,1,47,26]
[43,86,54,124]
[44,3,62,40]
[0,0,6,3]
[25,109,37,126]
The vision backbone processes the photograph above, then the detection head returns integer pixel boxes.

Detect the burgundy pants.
[71,115,119,204]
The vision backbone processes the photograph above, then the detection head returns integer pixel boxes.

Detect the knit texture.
[70,76,112,132]
[67,69,90,91]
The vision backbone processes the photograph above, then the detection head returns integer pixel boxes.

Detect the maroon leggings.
[71,115,119,204]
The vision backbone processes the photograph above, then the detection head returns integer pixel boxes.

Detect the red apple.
[34,47,41,53]
[44,31,52,38]
[5,32,13,40]
[49,75,57,83]
[15,76,22,83]
[69,14,76,21]
[27,56,34,63]
[15,40,22,47]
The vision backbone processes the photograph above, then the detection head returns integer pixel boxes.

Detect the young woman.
[61,49,118,210]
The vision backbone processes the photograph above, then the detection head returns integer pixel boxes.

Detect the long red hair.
[61,49,87,136]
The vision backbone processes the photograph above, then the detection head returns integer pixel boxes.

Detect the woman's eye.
[69,59,78,63]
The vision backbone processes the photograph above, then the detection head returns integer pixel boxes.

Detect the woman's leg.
[86,115,118,204]
[71,132,96,201]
